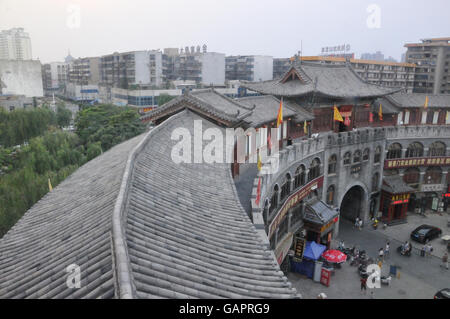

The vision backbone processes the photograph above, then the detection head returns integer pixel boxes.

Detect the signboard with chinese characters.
[421,184,444,192]
[268,176,324,240]
[385,157,450,169]
[293,237,306,262]
[321,44,351,54]
[351,164,362,175]
[391,193,410,205]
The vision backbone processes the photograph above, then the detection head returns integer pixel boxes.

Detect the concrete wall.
[0,60,43,97]
[253,56,273,82]
[201,52,225,86]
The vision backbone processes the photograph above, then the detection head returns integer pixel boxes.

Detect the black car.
[434,288,450,299]
[410,225,442,243]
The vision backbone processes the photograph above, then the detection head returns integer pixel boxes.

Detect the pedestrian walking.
[441,252,449,270]
[426,243,433,258]
[378,248,384,262]
[358,219,363,231]
[360,276,367,295]
[354,217,359,229]
[384,242,390,259]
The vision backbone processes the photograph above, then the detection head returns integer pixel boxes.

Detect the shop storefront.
[302,200,339,250]
[380,176,414,224]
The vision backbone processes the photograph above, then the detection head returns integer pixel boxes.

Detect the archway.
[340,185,366,222]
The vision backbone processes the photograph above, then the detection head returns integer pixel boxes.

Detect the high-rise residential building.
[42,62,70,93]
[172,51,225,86]
[69,57,101,85]
[225,55,273,82]
[405,37,450,94]
[0,28,32,60]
[100,50,163,88]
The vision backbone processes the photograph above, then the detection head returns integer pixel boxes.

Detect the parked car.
[410,225,442,243]
[434,288,450,299]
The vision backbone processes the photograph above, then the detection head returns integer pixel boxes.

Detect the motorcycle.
[397,245,411,257]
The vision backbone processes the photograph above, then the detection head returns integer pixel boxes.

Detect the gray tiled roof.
[240,62,401,99]
[304,200,338,225]
[236,95,313,126]
[0,109,299,299]
[382,176,415,194]
[373,98,400,114]
[385,93,450,108]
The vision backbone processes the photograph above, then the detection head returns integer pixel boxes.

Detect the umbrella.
[322,250,347,263]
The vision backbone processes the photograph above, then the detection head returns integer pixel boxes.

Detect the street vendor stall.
[290,241,326,279]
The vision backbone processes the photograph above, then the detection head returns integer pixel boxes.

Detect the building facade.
[405,37,450,94]
[100,50,163,88]
[0,28,32,60]
[68,57,101,85]
[225,55,273,82]
[0,60,43,97]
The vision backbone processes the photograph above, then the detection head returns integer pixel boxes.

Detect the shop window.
[343,152,351,165]
[294,165,306,189]
[328,155,337,175]
[363,148,370,161]
[387,143,402,159]
[429,141,446,157]
[406,142,424,158]
[353,150,361,163]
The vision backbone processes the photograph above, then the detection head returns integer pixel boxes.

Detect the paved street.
[289,214,450,299]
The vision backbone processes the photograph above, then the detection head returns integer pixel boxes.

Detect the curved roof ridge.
[112,110,190,299]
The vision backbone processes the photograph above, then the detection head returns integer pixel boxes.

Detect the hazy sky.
[1,0,449,64]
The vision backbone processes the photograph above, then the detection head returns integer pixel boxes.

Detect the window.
[374,146,382,163]
[294,165,306,189]
[429,142,446,157]
[403,168,420,185]
[363,148,370,161]
[353,150,361,163]
[424,167,442,184]
[308,158,321,181]
[387,143,402,159]
[372,173,380,192]
[343,152,351,165]
[326,185,335,205]
[406,142,424,158]
[269,185,279,215]
[280,173,291,202]
[328,155,337,175]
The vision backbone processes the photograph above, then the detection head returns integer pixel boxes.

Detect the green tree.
[56,105,72,128]
[157,93,175,106]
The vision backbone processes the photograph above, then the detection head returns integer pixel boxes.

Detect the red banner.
[385,157,450,169]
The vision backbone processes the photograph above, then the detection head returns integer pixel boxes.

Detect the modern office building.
[0,28,32,60]
[404,37,450,94]
[100,50,163,88]
[225,55,273,82]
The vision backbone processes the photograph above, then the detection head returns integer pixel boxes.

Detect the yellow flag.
[424,96,429,109]
[304,121,308,134]
[257,153,262,171]
[48,178,53,192]
[379,103,383,121]
[333,105,344,122]
[276,98,283,128]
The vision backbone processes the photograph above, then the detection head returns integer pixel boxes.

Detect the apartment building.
[172,51,225,86]
[68,57,101,85]
[100,50,163,88]
[42,62,70,93]
[405,37,450,94]
[273,58,292,79]
[0,28,32,60]
[225,55,273,82]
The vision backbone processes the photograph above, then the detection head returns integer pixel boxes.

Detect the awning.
[382,176,414,194]
[303,241,327,261]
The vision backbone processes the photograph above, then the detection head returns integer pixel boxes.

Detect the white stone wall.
[0,60,43,97]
